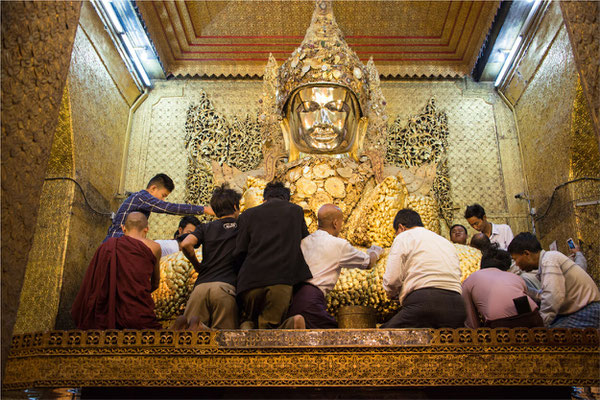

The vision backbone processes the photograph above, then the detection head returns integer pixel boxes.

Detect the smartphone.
[567,238,576,250]
[513,296,532,315]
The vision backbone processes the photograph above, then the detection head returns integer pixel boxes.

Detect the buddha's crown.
[276,0,369,116]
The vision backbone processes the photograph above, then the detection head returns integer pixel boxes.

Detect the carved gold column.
[0,0,81,375]
[560,1,600,145]
[13,86,76,335]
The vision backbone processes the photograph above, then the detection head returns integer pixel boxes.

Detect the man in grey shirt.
[508,232,600,328]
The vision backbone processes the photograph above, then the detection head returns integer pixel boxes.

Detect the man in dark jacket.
[234,181,312,329]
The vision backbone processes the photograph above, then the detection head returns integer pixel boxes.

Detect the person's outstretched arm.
[136,190,212,216]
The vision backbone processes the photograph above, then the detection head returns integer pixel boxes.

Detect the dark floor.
[4,385,591,400]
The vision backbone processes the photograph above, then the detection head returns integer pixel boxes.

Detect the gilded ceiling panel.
[137,0,500,78]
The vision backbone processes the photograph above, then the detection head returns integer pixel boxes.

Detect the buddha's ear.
[280,118,300,162]
[350,116,369,161]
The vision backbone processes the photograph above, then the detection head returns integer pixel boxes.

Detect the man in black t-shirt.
[179,184,242,329]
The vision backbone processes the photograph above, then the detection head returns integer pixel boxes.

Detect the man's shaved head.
[317,204,343,229]
[124,212,149,232]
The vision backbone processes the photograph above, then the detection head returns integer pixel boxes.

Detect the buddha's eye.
[326,101,347,112]
[301,102,320,112]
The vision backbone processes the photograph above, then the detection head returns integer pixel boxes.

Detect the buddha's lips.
[311,128,337,142]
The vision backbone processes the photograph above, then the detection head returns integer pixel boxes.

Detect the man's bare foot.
[188,316,212,331]
[291,314,305,329]
[277,314,306,329]
[169,315,188,330]
[240,321,255,330]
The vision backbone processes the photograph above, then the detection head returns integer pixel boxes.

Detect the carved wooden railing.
[4,328,599,389]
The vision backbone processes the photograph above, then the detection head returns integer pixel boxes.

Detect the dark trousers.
[380,287,466,329]
[484,309,544,328]
[239,284,292,329]
[287,283,338,329]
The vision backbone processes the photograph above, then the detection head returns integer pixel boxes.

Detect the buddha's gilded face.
[287,85,360,154]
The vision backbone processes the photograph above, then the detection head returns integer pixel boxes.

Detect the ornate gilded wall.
[560,1,600,140]
[124,79,528,242]
[0,0,81,373]
[54,17,140,329]
[511,20,599,283]
[11,1,142,333]
[124,80,267,239]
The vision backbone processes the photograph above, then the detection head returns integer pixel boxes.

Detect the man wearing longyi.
[234,181,312,329]
[288,204,381,328]
[71,212,162,330]
[381,209,466,328]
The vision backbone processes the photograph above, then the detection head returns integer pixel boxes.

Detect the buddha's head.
[275,0,372,161]
[284,84,362,155]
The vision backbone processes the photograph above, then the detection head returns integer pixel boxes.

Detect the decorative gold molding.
[137,1,500,79]
[4,329,599,389]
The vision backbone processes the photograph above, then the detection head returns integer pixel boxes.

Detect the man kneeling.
[179,184,242,329]
[71,212,162,329]
[508,232,600,328]
[381,209,466,328]
[288,204,382,328]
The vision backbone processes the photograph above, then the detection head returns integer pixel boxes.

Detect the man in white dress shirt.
[155,215,201,257]
[287,204,382,328]
[464,203,514,250]
[381,209,466,328]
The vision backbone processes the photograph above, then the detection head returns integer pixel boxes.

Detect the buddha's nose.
[317,107,332,125]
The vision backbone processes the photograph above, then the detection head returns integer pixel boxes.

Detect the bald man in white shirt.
[287,204,382,328]
[381,209,466,328]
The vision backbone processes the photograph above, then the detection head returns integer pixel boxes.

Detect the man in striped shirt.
[104,173,213,242]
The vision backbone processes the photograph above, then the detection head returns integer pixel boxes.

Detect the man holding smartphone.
[567,238,588,272]
[508,233,600,328]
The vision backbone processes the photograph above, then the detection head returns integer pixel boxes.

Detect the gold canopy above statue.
[136,1,501,79]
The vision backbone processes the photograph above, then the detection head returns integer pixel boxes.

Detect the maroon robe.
[71,235,161,329]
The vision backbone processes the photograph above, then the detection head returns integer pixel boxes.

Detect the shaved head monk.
[72,212,162,329]
[287,204,382,328]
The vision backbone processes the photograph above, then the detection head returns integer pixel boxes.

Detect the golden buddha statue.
[245,0,418,241]
[154,0,482,323]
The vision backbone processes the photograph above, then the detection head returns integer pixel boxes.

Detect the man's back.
[462,268,537,327]
[384,226,462,303]
[235,198,311,294]
[192,217,239,287]
[72,235,161,330]
[301,230,370,294]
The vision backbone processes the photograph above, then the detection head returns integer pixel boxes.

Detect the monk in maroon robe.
[72,212,162,329]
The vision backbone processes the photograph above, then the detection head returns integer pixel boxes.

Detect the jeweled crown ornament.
[260,0,388,182]
[276,0,369,115]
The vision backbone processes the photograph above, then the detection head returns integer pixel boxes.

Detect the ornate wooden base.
[4,329,599,389]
